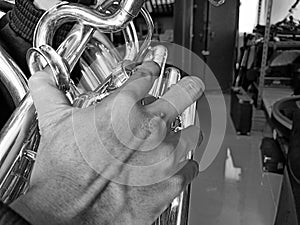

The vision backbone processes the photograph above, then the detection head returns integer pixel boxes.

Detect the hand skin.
[10,61,204,225]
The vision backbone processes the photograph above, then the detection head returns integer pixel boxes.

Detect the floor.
[188,92,283,225]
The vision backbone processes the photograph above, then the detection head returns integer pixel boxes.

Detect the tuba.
[0,0,203,224]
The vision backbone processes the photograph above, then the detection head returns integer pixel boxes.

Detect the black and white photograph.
[0,0,299,224]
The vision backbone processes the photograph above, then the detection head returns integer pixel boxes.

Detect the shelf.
[144,0,174,17]
[264,77,292,81]
[254,25,300,40]
[255,41,300,49]
[268,41,300,49]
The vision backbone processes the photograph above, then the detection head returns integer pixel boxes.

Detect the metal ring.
[27,45,71,93]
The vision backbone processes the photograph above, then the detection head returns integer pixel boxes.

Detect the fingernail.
[189,77,205,96]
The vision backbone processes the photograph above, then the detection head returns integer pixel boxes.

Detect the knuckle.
[135,68,153,79]
[147,115,167,137]
[148,116,161,132]
[135,61,160,77]
[140,115,160,138]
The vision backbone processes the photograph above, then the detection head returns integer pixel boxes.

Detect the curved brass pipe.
[1,0,150,203]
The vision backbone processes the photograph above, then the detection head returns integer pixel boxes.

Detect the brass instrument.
[0,0,206,224]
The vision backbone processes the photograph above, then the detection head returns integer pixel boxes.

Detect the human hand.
[10,61,204,225]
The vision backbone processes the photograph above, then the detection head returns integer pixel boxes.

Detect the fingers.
[146,76,205,122]
[133,160,199,222]
[120,61,160,100]
[152,160,199,208]
[118,125,202,186]
[166,125,203,163]
[152,125,203,175]
[141,125,202,166]
[29,68,71,120]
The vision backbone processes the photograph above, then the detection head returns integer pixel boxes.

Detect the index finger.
[29,68,71,120]
[119,61,160,100]
[145,76,205,122]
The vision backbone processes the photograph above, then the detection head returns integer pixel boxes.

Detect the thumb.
[29,69,71,121]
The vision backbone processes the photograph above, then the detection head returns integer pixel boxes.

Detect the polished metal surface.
[1,0,150,204]
[152,66,187,225]
[0,46,28,105]
[0,94,37,204]
[33,1,143,49]
[77,7,153,92]
[0,1,200,224]
[0,45,32,203]
[28,3,153,92]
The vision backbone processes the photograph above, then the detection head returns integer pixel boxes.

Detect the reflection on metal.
[1,0,153,204]
[0,45,28,104]
[2,0,15,4]
[150,66,198,225]
[0,1,201,224]
[0,94,37,204]
[0,45,33,204]
[208,0,225,7]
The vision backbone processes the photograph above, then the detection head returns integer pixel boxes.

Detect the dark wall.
[174,0,239,91]
[174,0,194,49]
